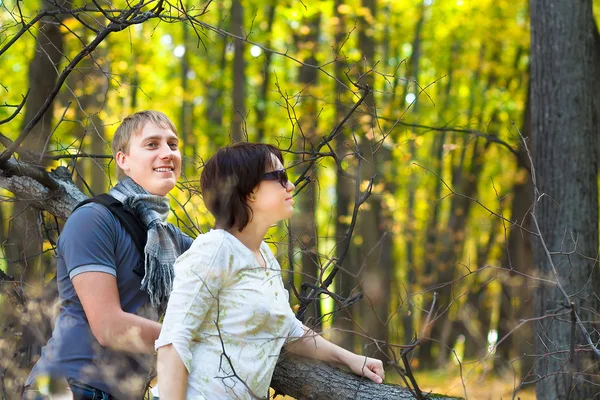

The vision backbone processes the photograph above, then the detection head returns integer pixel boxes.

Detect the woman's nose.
[286,180,295,192]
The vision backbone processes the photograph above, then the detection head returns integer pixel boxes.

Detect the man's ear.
[115,151,129,173]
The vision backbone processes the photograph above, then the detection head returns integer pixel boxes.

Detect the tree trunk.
[530,0,600,397]
[254,0,276,142]
[292,10,322,330]
[420,41,487,369]
[271,355,460,400]
[80,45,109,196]
[204,1,227,147]
[424,36,509,367]
[332,0,359,352]
[5,0,68,283]
[426,139,490,367]
[400,1,426,348]
[180,18,194,174]
[417,39,460,364]
[230,0,246,141]
[493,85,534,380]
[356,0,390,360]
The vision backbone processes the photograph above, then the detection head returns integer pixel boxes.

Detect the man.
[23,111,193,399]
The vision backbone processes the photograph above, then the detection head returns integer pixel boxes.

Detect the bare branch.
[0,90,28,126]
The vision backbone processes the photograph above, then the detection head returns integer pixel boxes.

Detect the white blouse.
[156,229,305,399]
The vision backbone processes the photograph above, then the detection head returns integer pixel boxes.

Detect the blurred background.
[2,0,599,398]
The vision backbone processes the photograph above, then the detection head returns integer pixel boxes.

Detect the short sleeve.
[155,234,233,373]
[59,203,119,279]
[180,232,194,252]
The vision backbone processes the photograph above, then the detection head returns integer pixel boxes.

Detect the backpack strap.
[74,193,148,277]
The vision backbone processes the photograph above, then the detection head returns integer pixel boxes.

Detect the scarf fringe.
[141,258,175,307]
[110,178,179,307]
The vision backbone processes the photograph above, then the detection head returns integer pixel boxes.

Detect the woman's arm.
[157,344,189,400]
[286,326,385,383]
[154,235,232,398]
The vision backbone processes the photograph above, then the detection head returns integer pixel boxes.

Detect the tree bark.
[530,0,600,397]
[0,163,87,220]
[271,355,459,400]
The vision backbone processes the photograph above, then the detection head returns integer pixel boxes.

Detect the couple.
[24,111,384,399]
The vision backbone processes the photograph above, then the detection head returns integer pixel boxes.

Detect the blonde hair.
[112,110,178,179]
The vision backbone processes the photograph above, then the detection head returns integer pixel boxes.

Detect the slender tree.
[356,0,391,359]
[231,0,246,141]
[290,8,322,329]
[493,85,534,380]
[400,0,426,349]
[180,18,194,172]
[332,0,359,352]
[254,0,277,142]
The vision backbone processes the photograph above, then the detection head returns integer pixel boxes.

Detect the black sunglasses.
[262,169,289,188]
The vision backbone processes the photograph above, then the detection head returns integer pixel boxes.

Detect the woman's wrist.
[338,348,360,367]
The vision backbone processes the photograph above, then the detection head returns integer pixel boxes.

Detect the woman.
[156,143,384,399]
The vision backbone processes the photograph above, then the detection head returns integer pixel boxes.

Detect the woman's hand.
[346,354,385,383]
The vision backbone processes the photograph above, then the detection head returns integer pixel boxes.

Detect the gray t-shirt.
[26,203,193,399]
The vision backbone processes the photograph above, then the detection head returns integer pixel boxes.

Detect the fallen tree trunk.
[0,162,459,400]
[271,355,460,400]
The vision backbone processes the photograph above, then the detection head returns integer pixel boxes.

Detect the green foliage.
[0,0,564,394]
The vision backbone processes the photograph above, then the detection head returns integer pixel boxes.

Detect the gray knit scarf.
[109,177,178,307]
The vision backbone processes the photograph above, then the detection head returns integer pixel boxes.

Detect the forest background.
[1,0,600,399]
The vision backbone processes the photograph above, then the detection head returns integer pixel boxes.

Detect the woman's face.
[249,155,295,224]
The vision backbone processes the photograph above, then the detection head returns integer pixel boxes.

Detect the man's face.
[116,123,182,196]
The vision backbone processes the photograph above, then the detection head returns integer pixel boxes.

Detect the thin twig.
[567,302,576,400]
[0,90,29,126]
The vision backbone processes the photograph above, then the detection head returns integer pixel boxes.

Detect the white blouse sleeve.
[284,280,306,343]
[155,238,232,372]
[264,243,306,343]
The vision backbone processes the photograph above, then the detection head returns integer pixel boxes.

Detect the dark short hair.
[201,142,284,231]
